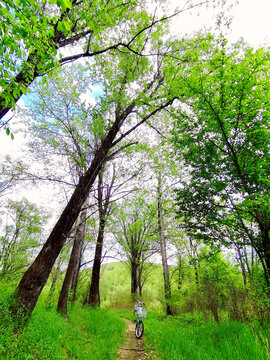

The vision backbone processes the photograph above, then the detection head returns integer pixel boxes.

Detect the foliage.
[0,285,125,359]
[111,194,158,295]
[0,198,48,282]
[144,313,270,360]
[172,38,270,284]
[1,0,168,124]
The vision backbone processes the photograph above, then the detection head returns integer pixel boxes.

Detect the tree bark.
[87,216,106,307]
[69,245,83,303]
[157,177,173,316]
[87,168,114,306]
[131,259,138,296]
[46,256,63,307]
[57,198,89,315]
[177,252,184,290]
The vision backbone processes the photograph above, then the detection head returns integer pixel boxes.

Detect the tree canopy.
[172,39,270,284]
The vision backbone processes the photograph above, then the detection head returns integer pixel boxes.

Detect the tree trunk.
[157,178,173,316]
[131,260,138,296]
[235,244,247,286]
[87,216,106,307]
[57,198,89,316]
[260,224,270,287]
[177,252,183,290]
[47,257,62,307]
[13,112,129,318]
[69,246,83,303]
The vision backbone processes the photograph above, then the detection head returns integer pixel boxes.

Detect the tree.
[157,174,173,315]
[172,39,270,286]
[85,168,115,307]
[114,196,157,297]
[0,199,47,282]
[57,197,89,315]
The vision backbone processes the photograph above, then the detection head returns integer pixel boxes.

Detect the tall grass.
[144,312,270,360]
[0,287,125,360]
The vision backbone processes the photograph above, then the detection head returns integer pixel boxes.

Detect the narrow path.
[117,318,147,360]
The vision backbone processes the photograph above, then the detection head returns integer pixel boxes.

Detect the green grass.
[143,312,270,360]
[0,292,125,360]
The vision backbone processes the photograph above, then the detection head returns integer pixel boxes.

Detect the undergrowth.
[0,289,125,360]
[143,312,270,360]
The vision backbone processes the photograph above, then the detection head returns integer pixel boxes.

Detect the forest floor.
[117,318,154,360]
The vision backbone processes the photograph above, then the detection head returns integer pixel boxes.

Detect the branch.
[105,141,138,162]
[111,97,178,148]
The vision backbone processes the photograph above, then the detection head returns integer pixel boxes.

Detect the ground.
[117,318,151,360]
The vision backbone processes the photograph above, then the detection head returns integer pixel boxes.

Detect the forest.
[0,0,269,359]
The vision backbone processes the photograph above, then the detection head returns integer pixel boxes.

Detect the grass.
[1,264,270,360]
[0,289,125,360]
[143,312,270,360]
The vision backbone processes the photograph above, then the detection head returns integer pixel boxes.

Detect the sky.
[229,0,270,46]
[169,0,270,47]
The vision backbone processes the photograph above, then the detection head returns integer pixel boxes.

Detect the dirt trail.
[117,318,147,360]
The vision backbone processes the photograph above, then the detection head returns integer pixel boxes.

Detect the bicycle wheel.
[135,319,144,339]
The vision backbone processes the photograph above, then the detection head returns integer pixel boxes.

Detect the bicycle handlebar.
[135,299,146,306]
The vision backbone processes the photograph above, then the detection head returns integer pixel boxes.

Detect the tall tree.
[157,174,173,315]
[114,196,157,297]
[57,197,89,315]
[0,199,47,282]
[172,39,270,286]
[85,168,114,307]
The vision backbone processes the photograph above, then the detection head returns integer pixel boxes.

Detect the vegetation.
[0,287,125,359]
[144,313,270,360]
[0,0,269,358]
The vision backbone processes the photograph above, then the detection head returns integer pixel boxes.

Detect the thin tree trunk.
[47,257,63,307]
[70,246,83,303]
[131,259,138,296]
[57,198,89,315]
[87,169,114,307]
[87,216,106,306]
[235,244,247,286]
[157,177,173,316]
[261,224,270,287]
[177,252,183,290]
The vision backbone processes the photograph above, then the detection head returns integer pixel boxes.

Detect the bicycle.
[134,299,147,339]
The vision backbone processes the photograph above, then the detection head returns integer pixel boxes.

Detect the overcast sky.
[169,0,270,47]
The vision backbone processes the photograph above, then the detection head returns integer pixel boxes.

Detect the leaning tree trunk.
[12,110,130,319]
[157,178,173,316]
[57,198,89,316]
